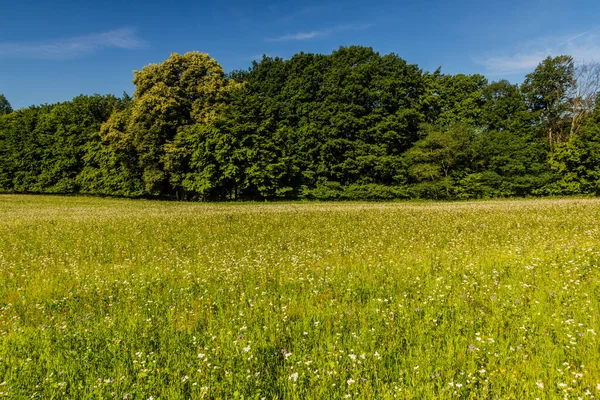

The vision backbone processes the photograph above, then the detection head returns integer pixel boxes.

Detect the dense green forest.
[1,47,600,200]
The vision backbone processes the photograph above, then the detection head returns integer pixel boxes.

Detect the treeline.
[1,47,600,200]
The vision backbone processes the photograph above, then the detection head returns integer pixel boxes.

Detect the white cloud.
[266,24,371,42]
[476,27,600,75]
[0,28,145,60]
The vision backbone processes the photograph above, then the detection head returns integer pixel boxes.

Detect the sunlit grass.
[1,195,599,399]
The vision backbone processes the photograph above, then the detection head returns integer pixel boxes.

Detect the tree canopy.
[1,49,599,200]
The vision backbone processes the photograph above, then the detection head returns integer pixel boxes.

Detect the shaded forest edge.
[1,46,600,201]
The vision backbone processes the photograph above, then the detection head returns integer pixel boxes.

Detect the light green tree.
[100,52,240,196]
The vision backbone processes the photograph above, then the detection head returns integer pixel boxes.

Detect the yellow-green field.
[1,195,600,399]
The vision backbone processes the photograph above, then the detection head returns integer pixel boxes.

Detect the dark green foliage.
[403,124,474,199]
[0,94,12,115]
[467,129,552,198]
[0,105,47,191]
[545,105,600,195]
[1,48,599,200]
[480,80,527,132]
[78,104,145,197]
[0,95,123,194]
[422,72,487,126]
[215,46,426,200]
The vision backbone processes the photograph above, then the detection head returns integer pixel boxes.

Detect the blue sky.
[1,0,600,109]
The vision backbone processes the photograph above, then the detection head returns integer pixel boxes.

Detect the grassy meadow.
[1,195,600,399]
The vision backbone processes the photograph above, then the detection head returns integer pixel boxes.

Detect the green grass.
[1,195,600,399]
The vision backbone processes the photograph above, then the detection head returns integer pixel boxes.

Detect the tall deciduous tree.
[522,55,575,147]
[101,52,240,196]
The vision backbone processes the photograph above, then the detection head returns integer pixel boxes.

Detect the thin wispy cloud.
[266,23,371,42]
[0,28,145,60]
[476,26,600,75]
[557,25,600,46]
